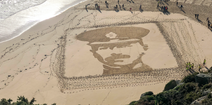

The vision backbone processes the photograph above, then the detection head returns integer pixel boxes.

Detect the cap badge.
[105,32,117,39]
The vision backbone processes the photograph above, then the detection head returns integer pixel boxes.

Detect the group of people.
[186,62,194,70]
[186,59,207,72]
[157,1,169,13]
[176,1,184,11]
[195,14,199,19]
[161,6,168,12]
[127,0,134,3]
[89,0,211,27]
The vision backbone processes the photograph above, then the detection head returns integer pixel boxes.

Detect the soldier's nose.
[111,53,122,56]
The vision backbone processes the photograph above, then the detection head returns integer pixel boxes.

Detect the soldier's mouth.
[114,59,124,62]
[105,55,130,61]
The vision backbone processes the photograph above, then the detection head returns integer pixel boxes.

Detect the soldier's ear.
[143,44,148,51]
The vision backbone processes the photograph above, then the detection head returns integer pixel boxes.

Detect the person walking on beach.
[105,1,108,8]
[118,0,119,4]
[130,8,132,12]
[140,5,142,10]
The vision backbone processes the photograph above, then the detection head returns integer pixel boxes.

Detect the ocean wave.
[0,0,87,43]
[0,0,47,19]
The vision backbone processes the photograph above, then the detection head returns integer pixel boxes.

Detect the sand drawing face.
[76,27,152,75]
[90,41,145,66]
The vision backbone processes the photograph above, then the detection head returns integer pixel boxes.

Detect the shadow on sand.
[188,69,196,74]
[178,6,186,13]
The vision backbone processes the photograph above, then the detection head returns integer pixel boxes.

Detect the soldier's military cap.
[76,27,150,44]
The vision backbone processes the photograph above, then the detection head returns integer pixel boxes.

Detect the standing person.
[186,62,188,68]
[186,66,189,71]
[115,5,118,10]
[191,63,194,69]
[199,64,201,72]
[161,6,163,12]
[95,3,98,9]
[203,59,206,66]
[188,62,191,69]
[176,1,178,6]
[197,14,199,19]
[140,5,142,10]
[207,17,209,21]
[118,0,119,4]
[85,5,87,10]
[165,6,168,12]
[207,18,210,28]
[189,63,192,70]
[157,1,159,9]
[186,62,189,71]
[130,8,132,11]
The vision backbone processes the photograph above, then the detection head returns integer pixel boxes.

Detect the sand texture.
[0,0,212,104]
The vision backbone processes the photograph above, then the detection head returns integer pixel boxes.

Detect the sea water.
[0,0,87,43]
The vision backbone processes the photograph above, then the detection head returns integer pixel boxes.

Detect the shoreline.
[0,0,88,44]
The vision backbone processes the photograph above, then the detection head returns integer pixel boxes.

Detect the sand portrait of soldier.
[76,27,153,75]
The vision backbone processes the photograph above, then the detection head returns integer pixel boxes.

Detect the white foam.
[0,0,87,43]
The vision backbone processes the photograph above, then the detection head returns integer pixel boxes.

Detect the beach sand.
[0,0,212,104]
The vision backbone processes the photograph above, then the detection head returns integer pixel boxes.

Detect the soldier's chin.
[114,62,132,65]
[105,61,132,66]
